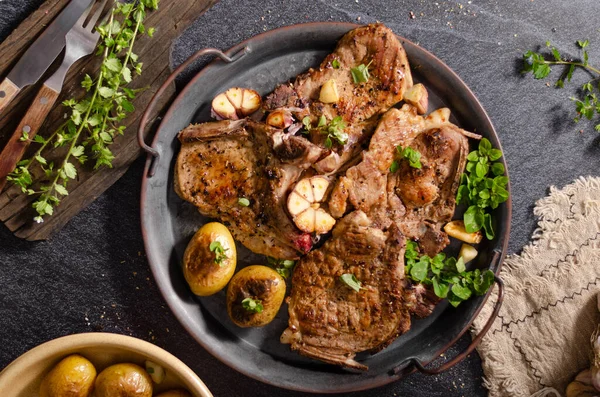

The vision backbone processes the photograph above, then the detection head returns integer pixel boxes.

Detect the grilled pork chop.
[265,23,413,174]
[175,119,321,259]
[283,106,471,369]
[281,211,410,370]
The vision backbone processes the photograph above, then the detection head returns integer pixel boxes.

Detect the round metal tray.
[139,22,511,393]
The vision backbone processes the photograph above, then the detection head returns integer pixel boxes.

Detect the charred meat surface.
[175,120,313,259]
[281,211,410,370]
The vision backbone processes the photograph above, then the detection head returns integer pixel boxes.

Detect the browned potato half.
[227,265,286,327]
[155,390,193,397]
[94,363,152,397]
[183,222,237,296]
[39,354,96,397]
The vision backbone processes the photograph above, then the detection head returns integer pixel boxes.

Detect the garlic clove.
[403,83,429,115]
[294,179,315,203]
[287,192,311,216]
[319,79,340,103]
[314,208,336,234]
[566,381,598,397]
[240,89,262,116]
[295,208,315,233]
[444,220,483,244]
[458,243,478,264]
[425,107,451,126]
[212,93,239,120]
[266,109,294,129]
[310,176,330,202]
[225,87,244,111]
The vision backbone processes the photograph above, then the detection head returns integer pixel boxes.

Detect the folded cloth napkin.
[472,176,600,397]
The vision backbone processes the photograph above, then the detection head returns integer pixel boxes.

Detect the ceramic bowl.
[0,332,212,396]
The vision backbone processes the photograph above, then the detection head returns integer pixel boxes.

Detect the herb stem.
[542,60,600,76]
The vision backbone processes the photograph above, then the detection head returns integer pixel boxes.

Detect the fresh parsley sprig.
[404,240,494,307]
[390,145,422,172]
[7,0,159,223]
[339,273,363,292]
[242,298,264,313]
[456,138,508,240]
[209,241,229,266]
[302,115,348,148]
[267,257,296,279]
[351,60,372,84]
[523,40,600,131]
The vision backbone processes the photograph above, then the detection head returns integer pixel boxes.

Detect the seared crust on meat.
[281,211,410,370]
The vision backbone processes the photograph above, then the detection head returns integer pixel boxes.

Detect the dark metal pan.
[139,22,511,393]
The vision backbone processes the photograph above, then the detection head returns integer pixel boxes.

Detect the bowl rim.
[0,332,212,397]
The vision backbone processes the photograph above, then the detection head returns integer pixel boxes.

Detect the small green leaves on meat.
[267,257,296,279]
[242,298,264,313]
[322,116,348,148]
[209,241,229,266]
[332,59,341,69]
[350,60,372,84]
[404,240,494,307]
[456,138,508,239]
[238,197,250,207]
[340,273,363,292]
[390,146,422,171]
[523,39,600,131]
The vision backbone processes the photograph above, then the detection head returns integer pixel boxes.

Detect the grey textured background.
[1,0,600,396]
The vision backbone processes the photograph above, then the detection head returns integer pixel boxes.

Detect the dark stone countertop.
[1,0,600,396]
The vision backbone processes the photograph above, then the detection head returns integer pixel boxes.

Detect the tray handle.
[391,253,504,376]
[138,47,249,177]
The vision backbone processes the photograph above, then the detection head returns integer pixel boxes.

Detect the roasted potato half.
[39,354,96,397]
[227,265,286,327]
[183,222,237,296]
[94,363,152,397]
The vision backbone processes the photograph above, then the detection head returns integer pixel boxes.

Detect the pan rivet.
[40,97,48,105]
[0,91,5,98]
[23,125,31,133]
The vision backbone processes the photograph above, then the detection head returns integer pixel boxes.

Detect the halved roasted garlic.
[287,176,335,234]
[212,87,262,120]
[266,109,294,129]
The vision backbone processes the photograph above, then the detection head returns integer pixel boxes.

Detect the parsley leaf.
[340,273,363,292]
[404,240,495,307]
[242,298,264,313]
[393,146,422,169]
[350,60,372,84]
[238,197,250,207]
[209,241,229,266]
[267,257,296,279]
[456,138,508,239]
[332,59,340,69]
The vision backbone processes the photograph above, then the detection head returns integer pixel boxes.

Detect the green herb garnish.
[523,39,600,131]
[267,257,296,279]
[350,60,372,84]
[332,59,341,69]
[390,145,422,171]
[404,240,494,307]
[456,138,508,239]
[209,241,229,266]
[238,197,250,207]
[339,273,363,292]
[242,298,264,313]
[8,0,159,223]
[302,115,348,148]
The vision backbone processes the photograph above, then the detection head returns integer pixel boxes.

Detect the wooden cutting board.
[0,0,217,240]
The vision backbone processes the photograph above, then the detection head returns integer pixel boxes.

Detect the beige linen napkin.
[472,176,600,397]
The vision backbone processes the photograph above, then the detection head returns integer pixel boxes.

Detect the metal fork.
[0,0,110,191]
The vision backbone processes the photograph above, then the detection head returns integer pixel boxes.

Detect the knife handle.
[0,78,20,115]
[0,83,60,192]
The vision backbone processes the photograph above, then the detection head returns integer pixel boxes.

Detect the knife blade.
[0,0,95,115]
